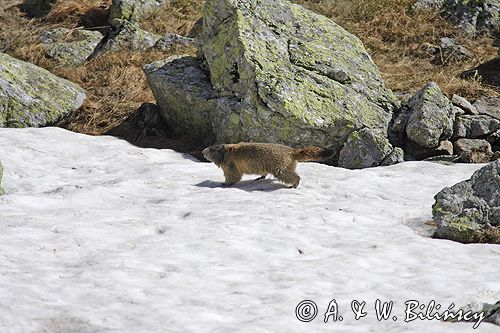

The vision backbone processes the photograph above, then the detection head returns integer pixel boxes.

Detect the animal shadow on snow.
[195,178,290,192]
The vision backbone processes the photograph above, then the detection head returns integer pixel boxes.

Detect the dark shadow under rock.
[106,102,207,161]
[19,0,55,18]
[461,58,500,89]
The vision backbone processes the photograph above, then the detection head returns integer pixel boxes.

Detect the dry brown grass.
[1,0,499,139]
[1,0,200,136]
[141,0,204,36]
[294,0,499,98]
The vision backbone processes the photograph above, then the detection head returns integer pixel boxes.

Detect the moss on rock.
[0,52,86,128]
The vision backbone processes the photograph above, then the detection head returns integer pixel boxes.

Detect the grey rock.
[454,114,499,139]
[441,0,500,36]
[451,94,479,115]
[147,0,400,168]
[152,33,195,52]
[338,128,400,169]
[473,97,500,120]
[39,28,103,66]
[380,147,405,166]
[406,82,456,148]
[98,20,161,53]
[454,138,493,163]
[433,159,500,243]
[413,0,446,9]
[109,0,172,27]
[0,52,86,128]
[436,37,474,63]
[456,301,500,326]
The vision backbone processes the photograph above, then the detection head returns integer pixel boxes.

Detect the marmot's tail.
[292,147,335,162]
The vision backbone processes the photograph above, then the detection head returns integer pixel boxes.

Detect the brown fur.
[202,142,334,188]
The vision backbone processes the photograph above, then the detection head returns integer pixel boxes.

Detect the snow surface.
[0,127,498,333]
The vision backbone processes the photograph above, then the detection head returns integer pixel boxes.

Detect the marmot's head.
[202,144,225,165]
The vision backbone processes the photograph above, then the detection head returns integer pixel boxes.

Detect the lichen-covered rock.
[434,37,473,63]
[451,94,478,115]
[433,159,500,243]
[0,160,4,195]
[147,0,399,168]
[441,0,500,35]
[40,28,103,66]
[454,138,493,162]
[406,82,456,148]
[0,52,86,128]
[152,33,195,52]
[109,0,171,27]
[98,20,160,52]
[144,56,218,141]
[454,114,499,139]
[338,128,402,169]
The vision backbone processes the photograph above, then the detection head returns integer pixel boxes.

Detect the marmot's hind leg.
[276,171,300,188]
[223,163,242,186]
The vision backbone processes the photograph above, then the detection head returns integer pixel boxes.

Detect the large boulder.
[39,28,103,66]
[146,0,400,169]
[433,159,500,243]
[405,82,456,149]
[109,0,172,27]
[0,52,86,128]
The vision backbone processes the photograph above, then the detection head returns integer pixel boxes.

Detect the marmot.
[202,142,334,188]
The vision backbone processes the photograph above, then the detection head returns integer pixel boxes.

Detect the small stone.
[406,82,455,148]
[454,138,493,163]
[39,28,103,66]
[109,0,172,27]
[451,94,478,115]
[436,37,474,63]
[152,33,195,52]
[97,20,161,53]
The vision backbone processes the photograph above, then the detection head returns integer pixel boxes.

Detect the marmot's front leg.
[222,163,242,186]
[253,174,267,181]
[277,171,300,188]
